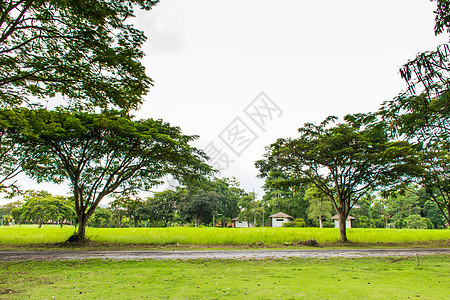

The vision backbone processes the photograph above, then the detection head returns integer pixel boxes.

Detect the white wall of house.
[271,218,289,227]
[333,220,353,228]
[235,221,249,228]
[235,221,255,228]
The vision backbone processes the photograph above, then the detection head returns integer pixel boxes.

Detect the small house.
[269,212,293,227]
[231,217,254,228]
[332,215,356,228]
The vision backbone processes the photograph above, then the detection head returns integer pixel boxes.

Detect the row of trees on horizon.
[1,178,445,230]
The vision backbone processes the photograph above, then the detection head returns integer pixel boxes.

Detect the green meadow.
[1,226,449,299]
[1,256,449,299]
[0,226,449,247]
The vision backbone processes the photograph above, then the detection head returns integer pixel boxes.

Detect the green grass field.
[1,256,449,299]
[0,225,449,247]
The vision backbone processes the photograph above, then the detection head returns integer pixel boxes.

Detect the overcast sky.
[5,0,448,203]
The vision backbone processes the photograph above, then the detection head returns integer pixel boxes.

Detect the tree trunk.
[319,215,323,229]
[338,211,347,242]
[77,215,88,241]
[67,214,88,242]
[446,205,450,227]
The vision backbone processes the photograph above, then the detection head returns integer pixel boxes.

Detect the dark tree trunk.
[338,211,347,242]
[67,213,88,242]
[77,215,88,240]
[446,205,450,227]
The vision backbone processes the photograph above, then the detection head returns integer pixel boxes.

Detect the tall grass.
[0,225,75,244]
[1,225,449,245]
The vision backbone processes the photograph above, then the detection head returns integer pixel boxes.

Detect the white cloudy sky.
[134,0,447,196]
[5,0,448,202]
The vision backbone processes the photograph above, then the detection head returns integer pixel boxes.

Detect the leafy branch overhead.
[0,0,159,109]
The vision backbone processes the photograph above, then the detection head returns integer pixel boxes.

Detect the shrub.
[394,218,406,229]
[404,215,433,229]
[282,218,306,227]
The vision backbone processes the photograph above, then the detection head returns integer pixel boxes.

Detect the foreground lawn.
[0,256,449,299]
[0,226,449,247]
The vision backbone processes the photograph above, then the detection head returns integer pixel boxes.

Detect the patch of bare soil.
[1,288,15,295]
[0,239,448,252]
[0,248,449,261]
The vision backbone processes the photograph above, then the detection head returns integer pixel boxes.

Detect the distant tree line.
[1,181,444,230]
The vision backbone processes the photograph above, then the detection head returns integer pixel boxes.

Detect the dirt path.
[0,248,449,261]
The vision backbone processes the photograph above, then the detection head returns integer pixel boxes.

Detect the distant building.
[231,217,254,228]
[269,212,293,227]
[332,215,356,228]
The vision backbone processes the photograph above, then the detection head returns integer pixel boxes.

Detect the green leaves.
[0,0,159,109]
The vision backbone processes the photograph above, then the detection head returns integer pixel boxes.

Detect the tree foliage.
[109,195,144,228]
[144,190,179,227]
[0,0,158,109]
[305,187,333,228]
[260,171,308,223]
[11,190,74,227]
[381,92,450,225]
[178,190,220,226]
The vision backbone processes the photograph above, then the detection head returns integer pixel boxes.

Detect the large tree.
[256,114,415,242]
[0,0,158,109]
[381,91,450,226]
[1,107,213,241]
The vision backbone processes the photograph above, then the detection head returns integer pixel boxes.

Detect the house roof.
[269,212,294,219]
[231,217,240,221]
[332,215,356,220]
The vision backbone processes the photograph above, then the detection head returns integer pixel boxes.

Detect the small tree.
[179,190,220,226]
[11,190,74,228]
[305,187,333,228]
[145,190,179,227]
[91,207,113,228]
[282,218,306,227]
[404,215,433,229]
[238,200,265,227]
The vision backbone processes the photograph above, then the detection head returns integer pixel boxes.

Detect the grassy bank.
[1,256,449,299]
[0,226,449,250]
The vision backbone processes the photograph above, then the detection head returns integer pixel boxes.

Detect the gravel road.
[1,248,449,261]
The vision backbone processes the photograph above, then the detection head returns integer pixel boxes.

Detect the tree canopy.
[0,0,158,109]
